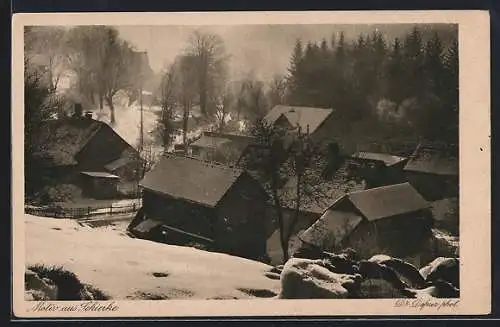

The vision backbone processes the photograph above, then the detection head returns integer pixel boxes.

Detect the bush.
[28,264,83,300]
[33,183,82,204]
[27,264,110,300]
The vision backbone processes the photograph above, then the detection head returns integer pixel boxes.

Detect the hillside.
[25,214,280,300]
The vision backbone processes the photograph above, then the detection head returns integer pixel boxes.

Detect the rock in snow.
[278,258,362,299]
[419,257,460,288]
[277,250,459,299]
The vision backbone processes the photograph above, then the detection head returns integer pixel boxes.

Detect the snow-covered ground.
[25,214,280,300]
[92,103,162,153]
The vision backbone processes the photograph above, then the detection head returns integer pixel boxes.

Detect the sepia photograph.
[12,11,490,317]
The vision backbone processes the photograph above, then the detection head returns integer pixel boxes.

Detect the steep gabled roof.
[104,148,140,171]
[80,171,120,179]
[346,182,429,221]
[299,209,363,248]
[139,155,248,208]
[263,105,334,135]
[32,118,105,166]
[298,182,429,249]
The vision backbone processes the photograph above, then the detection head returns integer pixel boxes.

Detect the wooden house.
[31,110,142,199]
[349,151,408,188]
[265,158,369,265]
[298,182,432,262]
[403,143,458,201]
[263,105,335,146]
[189,131,254,165]
[129,155,270,261]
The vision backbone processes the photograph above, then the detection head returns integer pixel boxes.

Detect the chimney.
[326,142,340,174]
[73,103,83,118]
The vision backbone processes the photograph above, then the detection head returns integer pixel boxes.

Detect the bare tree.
[242,118,327,262]
[236,73,269,122]
[24,26,68,92]
[186,30,229,118]
[240,120,291,261]
[157,63,178,151]
[134,143,158,195]
[214,86,233,132]
[266,74,287,108]
[65,26,137,123]
[101,35,135,125]
[65,26,103,108]
[176,54,198,152]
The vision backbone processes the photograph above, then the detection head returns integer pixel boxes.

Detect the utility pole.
[136,51,147,198]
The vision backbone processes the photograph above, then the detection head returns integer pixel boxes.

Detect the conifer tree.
[441,39,459,143]
[286,38,304,105]
[330,32,337,50]
[384,37,406,105]
[402,27,426,99]
[424,32,445,96]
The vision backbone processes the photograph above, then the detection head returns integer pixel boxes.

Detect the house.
[264,157,369,265]
[128,155,270,261]
[403,143,459,201]
[298,182,432,262]
[189,131,254,165]
[32,108,142,199]
[263,105,335,146]
[349,151,409,188]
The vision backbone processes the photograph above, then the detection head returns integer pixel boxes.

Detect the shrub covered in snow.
[32,183,82,204]
[26,264,110,301]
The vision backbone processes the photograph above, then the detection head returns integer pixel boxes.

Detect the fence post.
[110,204,112,215]
[88,206,91,217]
[133,203,136,211]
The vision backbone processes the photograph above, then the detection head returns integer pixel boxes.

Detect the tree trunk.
[290,171,302,253]
[182,101,189,153]
[99,92,104,110]
[200,87,207,117]
[89,89,96,106]
[106,96,116,125]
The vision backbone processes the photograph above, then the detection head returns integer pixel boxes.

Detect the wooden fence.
[25,201,142,219]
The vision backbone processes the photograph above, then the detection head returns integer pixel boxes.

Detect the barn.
[189,131,254,165]
[403,143,458,201]
[79,171,121,199]
[263,105,335,146]
[30,108,142,199]
[298,182,432,262]
[349,151,408,187]
[129,154,270,261]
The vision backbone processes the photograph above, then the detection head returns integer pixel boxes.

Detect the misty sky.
[115,24,457,82]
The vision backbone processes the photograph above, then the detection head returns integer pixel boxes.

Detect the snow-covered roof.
[80,171,121,179]
[140,155,248,207]
[263,105,334,135]
[352,152,408,167]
